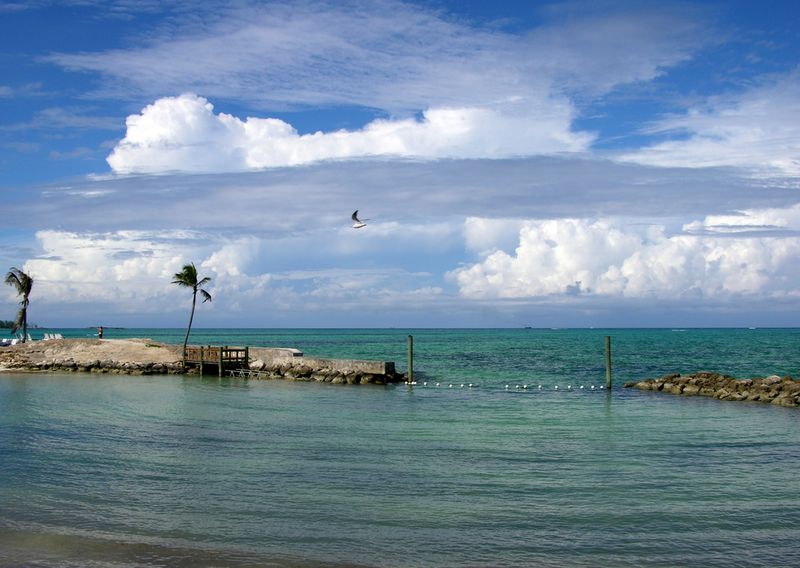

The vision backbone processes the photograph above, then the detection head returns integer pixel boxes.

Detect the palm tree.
[5,267,33,343]
[172,263,212,356]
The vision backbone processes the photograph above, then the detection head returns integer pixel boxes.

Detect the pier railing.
[184,345,249,377]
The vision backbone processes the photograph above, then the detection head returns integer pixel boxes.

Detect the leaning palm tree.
[172,263,212,356]
[5,267,33,343]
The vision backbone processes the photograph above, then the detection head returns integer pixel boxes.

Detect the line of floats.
[226,369,607,391]
[404,382,606,391]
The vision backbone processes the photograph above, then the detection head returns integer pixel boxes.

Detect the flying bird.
[351,210,369,229]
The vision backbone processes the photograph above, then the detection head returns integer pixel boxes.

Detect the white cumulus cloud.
[450,214,800,300]
[107,93,592,174]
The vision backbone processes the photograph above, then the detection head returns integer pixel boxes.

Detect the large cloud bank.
[80,2,709,174]
[451,213,800,300]
[107,94,591,174]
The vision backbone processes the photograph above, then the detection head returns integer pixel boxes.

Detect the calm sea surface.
[1,328,799,567]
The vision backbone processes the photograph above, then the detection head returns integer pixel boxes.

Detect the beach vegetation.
[5,267,33,342]
[172,263,212,355]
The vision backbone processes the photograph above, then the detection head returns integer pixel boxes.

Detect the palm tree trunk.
[22,299,28,343]
[183,290,197,356]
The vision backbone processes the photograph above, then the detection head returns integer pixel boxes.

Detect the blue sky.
[1,0,800,328]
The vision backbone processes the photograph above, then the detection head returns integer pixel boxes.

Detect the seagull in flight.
[351,210,369,229]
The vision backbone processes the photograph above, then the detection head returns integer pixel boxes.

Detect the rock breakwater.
[624,372,799,408]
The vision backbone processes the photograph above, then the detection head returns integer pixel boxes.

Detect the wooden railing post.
[407,335,413,385]
[199,346,204,377]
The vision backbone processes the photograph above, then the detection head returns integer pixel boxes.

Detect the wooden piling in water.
[407,335,413,384]
[605,336,612,390]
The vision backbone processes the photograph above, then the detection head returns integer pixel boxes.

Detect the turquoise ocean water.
[1,328,799,567]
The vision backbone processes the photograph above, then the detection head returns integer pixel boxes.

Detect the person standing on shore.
[98,326,103,339]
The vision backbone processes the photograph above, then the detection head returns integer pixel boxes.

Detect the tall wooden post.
[244,346,249,370]
[605,336,612,390]
[199,347,204,377]
[407,335,413,384]
[219,346,225,378]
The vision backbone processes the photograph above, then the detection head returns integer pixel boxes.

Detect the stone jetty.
[246,347,403,384]
[624,372,800,408]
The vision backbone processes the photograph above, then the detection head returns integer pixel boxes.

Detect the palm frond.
[4,271,20,289]
[200,289,212,303]
[172,263,199,287]
[6,267,32,299]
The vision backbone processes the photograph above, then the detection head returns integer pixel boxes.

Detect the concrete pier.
[247,347,401,384]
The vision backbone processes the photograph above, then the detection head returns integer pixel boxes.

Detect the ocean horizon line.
[18,325,800,331]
